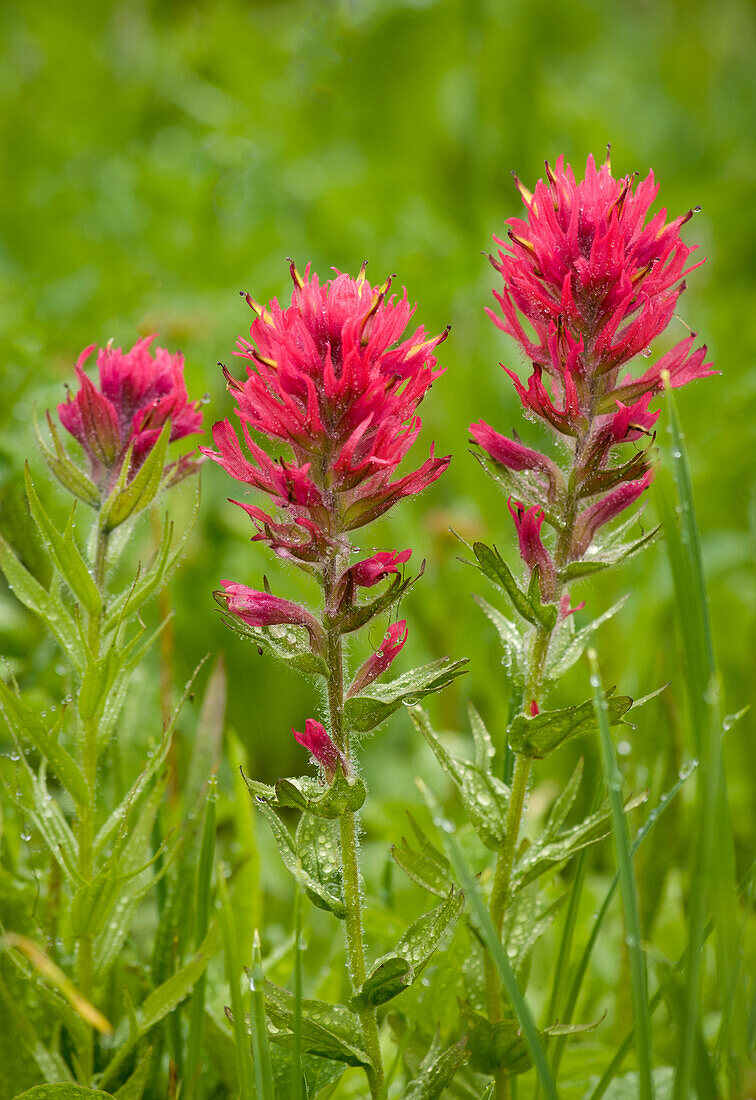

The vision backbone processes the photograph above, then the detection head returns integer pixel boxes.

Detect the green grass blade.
[251,929,276,1100]
[588,649,653,1100]
[660,383,744,1098]
[217,869,255,1100]
[291,887,304,1100]
[417,778,559,1100]
[551,761,694,1079]
[181,777,218,1099]
[588,861,754,1099]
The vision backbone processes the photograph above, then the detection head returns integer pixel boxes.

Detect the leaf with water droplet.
[351,889,463,1009]
[508,691,633,759]
[262,981,371,1068]
[410,706,511,850]
[390,811,453,897]
[344,657,468,734]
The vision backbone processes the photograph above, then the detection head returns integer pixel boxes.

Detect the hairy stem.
[486,441,586,1099]
[323,565,384,1098]
[76,523,109,1079]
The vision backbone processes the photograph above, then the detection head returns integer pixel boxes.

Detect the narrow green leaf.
[352,889,464,1009]
[472,594,525,685]
[410,706,510,850]
[390,811,453,898]
[263,980,370,1069]
[0,532,84,672]
[253,800,345,918]
[404,1035,468,1099]
[217,872,255,1100]
[508,691,632,758]
[588,649,653,1100]
[473,540,544,626]
[24,464,101,616]
[660,384,744,1098]
[343,657,468,733]
[417,780,559,1100]
[251,933,276,1099]
[114,1046,152,1100]
[99,421,171,532]
[0,680,87,805]
[98,924,219,1091]
[185,657,226,811]
[13,1088,116,1099]
[182,779,218,1099]
[35,409,101,508]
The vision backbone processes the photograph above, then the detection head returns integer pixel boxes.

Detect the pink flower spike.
[347,620,408,697]
[348,549,412,588]
[470,420,562,501]
[572,469,654,557]
[220,581,325,654]
[58,337,203,491]
[507,499,556,599]
[293,719,347,781]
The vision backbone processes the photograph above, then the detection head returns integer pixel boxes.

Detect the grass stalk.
[291,887,304,1100]
[250,930,276,1100]
[217,870,255,1100]
[660,380,744,1099]
[588,648,653,1100]
[181,777,217,1098]
[420,779,559,1100]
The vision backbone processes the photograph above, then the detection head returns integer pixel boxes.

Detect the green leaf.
[245,769,366,819]
[253,800,345,918]
[0,679,88,805]
[558,525,660,582]
[24,464,101,616]
[99,421,171,532]
[545,596,630,681]
[220,612,328,677]
[0,532,85,672]
[35,409,100,508]
[390,811,453,898]
[98,924,219,1092]
[343,657,468,733]
[461,1005,531,1076]
[263,981,371,1068]
[589,649,653,1100]
[113,1046,152,1100]
[78,641,122,722]
[417,781,559,1100]
[352,889,463,1009]
[184,655,225,811]
[404,1034,468,1099]
[14,1088,116,1098]
[8,756,78,878]
[472,595,525,685]
[508,691,633,758]
[512,791,646,894]
[410,706,510,850]
[473,541,556,629]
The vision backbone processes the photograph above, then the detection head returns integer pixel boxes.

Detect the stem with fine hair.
[76,523,109,1077]
[323,560,384,1098]
[485,446,584,1100]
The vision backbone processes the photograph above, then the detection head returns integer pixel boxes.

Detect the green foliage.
[343,657,468,733]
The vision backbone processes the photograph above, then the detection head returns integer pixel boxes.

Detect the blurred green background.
[0,0,754,860]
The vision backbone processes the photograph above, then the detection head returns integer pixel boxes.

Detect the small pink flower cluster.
[58,336,203,492]
[471,152,715,585]
[207,263,448,773]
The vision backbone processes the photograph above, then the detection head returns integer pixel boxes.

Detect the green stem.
[75,523,109,1080]
[485,444,585,1099]
[323,567,384,1098]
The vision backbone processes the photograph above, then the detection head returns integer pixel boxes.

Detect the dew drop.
[617,740,632,757]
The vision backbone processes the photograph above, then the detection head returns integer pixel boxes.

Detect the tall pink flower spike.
[472,151,716,566]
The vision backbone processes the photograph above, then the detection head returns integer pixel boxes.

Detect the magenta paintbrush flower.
[293,719,348,781]
[58,337,203,490]
[219,580,325,654]
[205,263,450,551]
[347,620,409,697]
[473,152,716,569]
